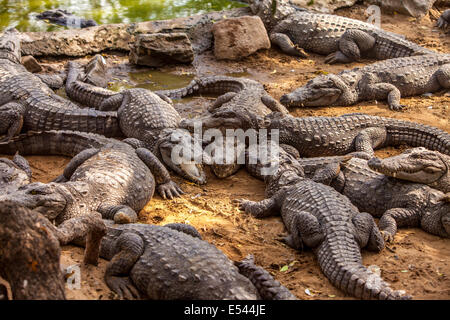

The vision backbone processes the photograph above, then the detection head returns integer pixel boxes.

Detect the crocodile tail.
[235,255,298,300]
[0,131,110,157]
[25,97,122,137]
[65,62,117,109]
[384,118,450,156]
[155,76,252,99]
[316,238,411,300]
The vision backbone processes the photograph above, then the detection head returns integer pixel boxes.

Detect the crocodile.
[234,143,410,300]
[0,29,122,141]
[64,61,208,184]
[157,76,289,131]
[280,54,450,111]
[258,112,450,158]
[36,9,98,28]
[368,147,450,193]
[0,200,106,299]
[247,0,433,63]
[97,221,297,300]
[0,153,32,194]
[157,76,288,178]
[437,9,450,31]
[295,155,450,241]
[0,130,186,225]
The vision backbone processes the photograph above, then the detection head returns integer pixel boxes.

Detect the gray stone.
[16,7,251,57]
[290,0,359,13]
[213,16,270,61]
[128,33,194,67]
[366,0,437,18]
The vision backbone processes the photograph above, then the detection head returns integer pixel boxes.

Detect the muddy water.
[0,0,247,32]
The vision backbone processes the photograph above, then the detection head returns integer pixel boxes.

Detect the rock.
[366,0,437,18]
[290,0,359,13]
[18,7,251,57]
[129,33,194,67]
[212,16,270,61]
[20,55,42,73]
[84,54,108,87]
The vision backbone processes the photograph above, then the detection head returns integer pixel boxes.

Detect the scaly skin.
[235,145,410,300]
[158,76,289,131]
[65,61,208,184]
[157,76,289,178]
[0,30,121,141]
[0,154,31,194]
[0,200,106,299]
[437,9,450,31]
[281,54,450,111]
[298,156,450,241]
[368,147,450,193]
[99,222,297,300]
[0,130,184,225]
[262,112,450,158]
[248,0,433,63]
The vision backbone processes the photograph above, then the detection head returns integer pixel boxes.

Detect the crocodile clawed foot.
[113,207,138,224]
[0,135,11,143]
[324,53,338,64]
[232,198,251,212]
[53,174,68,183]
[436,18,448,29]
[381,230,395,243]
[295,46,308,59]
[107,277,141,300]
[158,181,184,200]
[389,104,407,112]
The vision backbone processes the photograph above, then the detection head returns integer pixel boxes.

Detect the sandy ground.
[5,5,450,300]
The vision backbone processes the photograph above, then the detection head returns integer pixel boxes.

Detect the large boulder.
[129,33,195,67]
[212,16,270,61]
[290,0,359,13]
[366,0,437,18]
[17,7,251,57]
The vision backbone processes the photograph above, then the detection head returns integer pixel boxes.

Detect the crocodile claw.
[108,277,141,300]
[381,230,394,243]
[294,46,308,58]
[158,181,184,200]
[324,52,338,64]
[232,198,251,212]
[389,104,407,111]
[436,17,448,29]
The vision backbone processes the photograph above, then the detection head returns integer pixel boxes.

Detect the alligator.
[97,221,297,300]
[437,9,450,31]
[295,155,450,241]
[0,153,32,194]
[368,147,450,193]
[0,29,121,141]
[64,61,208,184]
[36,9,98,28]
[258,112,450,158]
[157,76,289,178]
[280,53,450,111]
[0,130,187,225]
[247,0,433,63]
[0,200,106,299]
[234,143,410,300]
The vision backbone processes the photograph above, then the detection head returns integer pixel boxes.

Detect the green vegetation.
[0,0,247,32]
